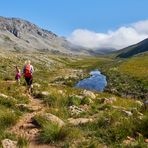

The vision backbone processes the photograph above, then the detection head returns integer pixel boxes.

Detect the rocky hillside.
[116,38,148,58]
[0,16,87,54]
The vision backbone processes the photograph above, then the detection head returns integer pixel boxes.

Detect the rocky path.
[9,93,55,148]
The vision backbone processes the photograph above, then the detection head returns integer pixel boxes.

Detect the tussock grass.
[0,106,19,129]
[17,136,29,148]
[39,123,66,144]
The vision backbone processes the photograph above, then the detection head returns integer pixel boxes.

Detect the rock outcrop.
[0,16,88,55]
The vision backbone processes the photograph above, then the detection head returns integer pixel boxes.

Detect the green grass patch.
[17,136,29,148]
[38,122,67,144]
[0,106,19,129]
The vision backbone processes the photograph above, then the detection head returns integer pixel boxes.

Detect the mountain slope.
[115,38,148,58]
[0,16,88,55]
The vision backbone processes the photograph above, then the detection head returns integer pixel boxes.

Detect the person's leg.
[25,77,31,93]
[28,76,33,94]
[25,77,30,85]
[17,79,20,85]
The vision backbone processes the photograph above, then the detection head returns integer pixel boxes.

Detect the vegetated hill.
[118,52,148,80]
[87,48,116,55]
[101,52,148,99]
[115,38,148,58]
[0,16,88,55]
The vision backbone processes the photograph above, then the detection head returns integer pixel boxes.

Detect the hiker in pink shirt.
[15,66,21,84]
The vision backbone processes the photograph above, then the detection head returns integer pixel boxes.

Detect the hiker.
[15,66,21,84]
[22,60,34,93]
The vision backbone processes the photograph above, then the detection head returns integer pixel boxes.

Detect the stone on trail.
[41,91,50,96]
[1,139,17,148]
[34,113,65,127]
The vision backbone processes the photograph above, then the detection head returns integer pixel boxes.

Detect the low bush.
[39,122,67,144]
[17,135,29,148]
[68,96,81,106]
[0,107,19,129]
[0,97,16,108]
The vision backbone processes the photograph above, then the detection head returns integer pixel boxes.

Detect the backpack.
[24,64,31,77]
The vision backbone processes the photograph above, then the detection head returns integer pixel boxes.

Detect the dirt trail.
[9,93,55,148]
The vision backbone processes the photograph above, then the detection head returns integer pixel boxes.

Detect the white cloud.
[67,20,148,50]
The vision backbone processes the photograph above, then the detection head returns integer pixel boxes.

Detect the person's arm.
[22,66,25,74]
[31,65,34,73]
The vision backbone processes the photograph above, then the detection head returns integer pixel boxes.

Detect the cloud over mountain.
[67,20,148,50]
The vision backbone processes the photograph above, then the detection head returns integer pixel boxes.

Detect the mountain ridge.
[0,16,89,55]
[115,38,148,58]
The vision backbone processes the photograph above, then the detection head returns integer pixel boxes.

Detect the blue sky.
[1,0,148,49]
[0,0,148,36]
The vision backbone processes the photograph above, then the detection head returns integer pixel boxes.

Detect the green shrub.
[0,107,19,129]
[120,135,148,148]
[135,113,148,137]
[15,96,29,104]
[81,97,91,105]
[0,130,16,141]
[43,95,57,107]
[0,97,16,108]
[50,107,70,120]
[33,115,49,128]
[68,96,81,106]
[17,136,29,148]
[39,122,67,144]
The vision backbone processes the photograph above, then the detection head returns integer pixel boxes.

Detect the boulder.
[41,91,49,96]
[68,118,93,126]
[123,136,135,145]
[99,97,116,104]
[135,100,143,107]
[58,90,65,95]
[79,104,89,111]
[69,105,85,116]
[35,113,65,127]
[1,139,17,148]
[70,95,84,100]
[112,105,125,110]
[0,93,8,98]
[33,83,41,88]
[83,90,96,99]
[131,108,143,117]
[0,93,16,102]
[16,104,42,112]
[122,110,133,116]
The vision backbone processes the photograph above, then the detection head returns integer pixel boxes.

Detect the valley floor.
[0,52,147,148]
